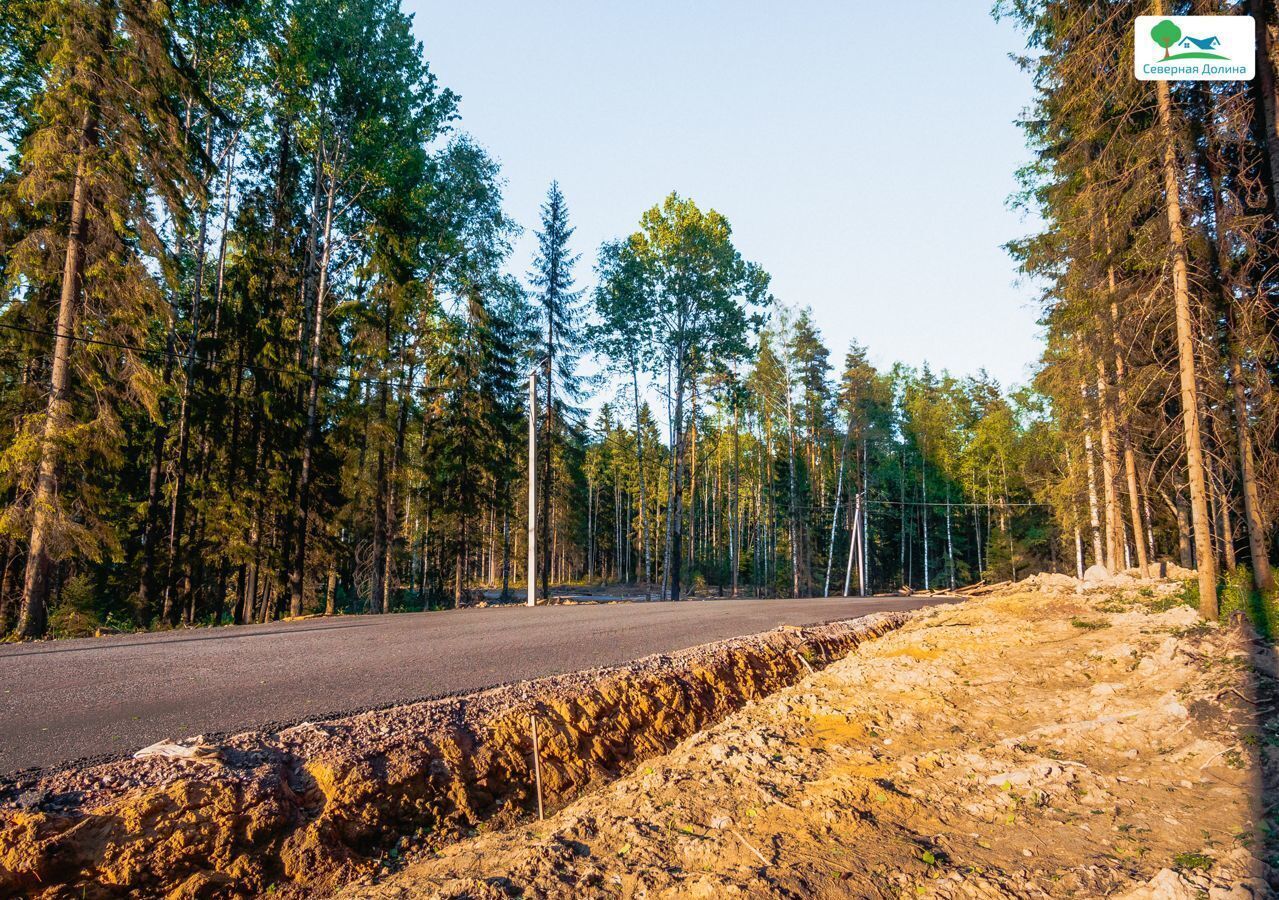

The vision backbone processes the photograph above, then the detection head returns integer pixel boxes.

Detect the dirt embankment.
[345,582,1275,900]
[0,612,909,898]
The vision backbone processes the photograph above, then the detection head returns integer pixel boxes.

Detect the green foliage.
[47,574,103,639]
[2,0,1189,639]
[1218,567,1277,641]
[1151,589,1196,613]
[1171,851,1213,872]
[1151,19,1181,53]
[1070,618,1110,630]
[626,192,771,383]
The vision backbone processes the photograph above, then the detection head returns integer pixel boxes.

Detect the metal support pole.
[528,370,537,607]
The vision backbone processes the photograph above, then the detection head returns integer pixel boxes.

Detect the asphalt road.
[0,595,954,775]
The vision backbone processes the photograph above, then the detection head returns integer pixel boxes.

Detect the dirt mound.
[957,567,1196,599]
[0,612,910,898]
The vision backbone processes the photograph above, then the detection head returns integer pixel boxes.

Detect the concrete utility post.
[527,369,537,607]
[843,493,861,598]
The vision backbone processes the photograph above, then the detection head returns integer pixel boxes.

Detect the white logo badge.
[1134,15,1254,80]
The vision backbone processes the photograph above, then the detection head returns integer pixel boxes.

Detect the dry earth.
[345,581,1276,900]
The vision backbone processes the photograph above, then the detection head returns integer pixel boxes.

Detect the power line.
[863,497,1053,510]
[0,320,441,394]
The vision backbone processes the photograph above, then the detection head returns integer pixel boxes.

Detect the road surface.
[0,595,955,775]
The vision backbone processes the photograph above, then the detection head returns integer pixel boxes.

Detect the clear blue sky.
[405,0,1043,391]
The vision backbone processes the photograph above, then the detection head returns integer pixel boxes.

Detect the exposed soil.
[0,612,908,898]
[343,581,1275,900]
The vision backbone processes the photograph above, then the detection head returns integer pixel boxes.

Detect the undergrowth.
[1217,567,1277,642]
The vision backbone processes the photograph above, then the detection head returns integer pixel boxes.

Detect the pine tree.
[2,0,204,637]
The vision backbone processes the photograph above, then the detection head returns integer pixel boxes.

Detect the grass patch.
[1151,582,1198,613]
[1218,567,1277,642]
[1071,618,1111,631]
[1171,851,1214,872]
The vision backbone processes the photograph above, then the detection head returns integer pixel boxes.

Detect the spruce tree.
[528,181,583,601]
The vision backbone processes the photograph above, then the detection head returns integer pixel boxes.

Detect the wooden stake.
[531,714,544,821]
[731,829,771,867]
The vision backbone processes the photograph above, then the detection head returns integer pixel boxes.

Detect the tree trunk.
[631,363,651,598]
[1218,478,1238,571]
[540,357,553,602]
[1100,216,1151,578]
[731,391,740,597]
[1082,383,1105,567]
[19,110,96,639]
[372,442,387,614]
[945,489,955,589]
[501,500,511,601]
[861,441,869,592]
[1193,72,1274,592]
[688,387,698,573]
[785,384,800,598]
[662,364,675,600]
[1249,0,1279,208]
[454,511,467,608]
[289,162,338,617]
[1153,65,1218,617]
[1094,354,1123,573]
[669,362,688,602]
[920,449,930,591]
[1074,527,1085,579]
[161,117,215,623]
[1229,350,1275,590]
[973,503,983,576]
[899,455,906,584]
[1171,489,1194,569]
[0,537,20,634]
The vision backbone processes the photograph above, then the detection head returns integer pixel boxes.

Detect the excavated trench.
[0,610,913,898]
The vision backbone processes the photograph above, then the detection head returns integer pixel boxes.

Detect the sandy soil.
[345,582,1275,899]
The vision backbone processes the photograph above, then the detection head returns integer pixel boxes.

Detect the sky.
[404,0,1044,392]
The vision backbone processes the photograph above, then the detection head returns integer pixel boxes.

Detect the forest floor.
[344,578,1277,900]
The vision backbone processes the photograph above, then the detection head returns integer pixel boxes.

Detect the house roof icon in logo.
[1151,19,1228,61]
[1179,35,1221,50]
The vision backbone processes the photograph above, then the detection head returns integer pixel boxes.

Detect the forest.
[0,0,1274,640]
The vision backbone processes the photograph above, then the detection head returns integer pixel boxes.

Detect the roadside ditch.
[0,609,914,898]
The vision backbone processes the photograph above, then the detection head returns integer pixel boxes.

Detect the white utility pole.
[858,493,868,596]
[843,494,861,597]
[527,369,537,607]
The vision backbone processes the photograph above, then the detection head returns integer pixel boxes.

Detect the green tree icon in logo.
[1151,19,1182,59]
